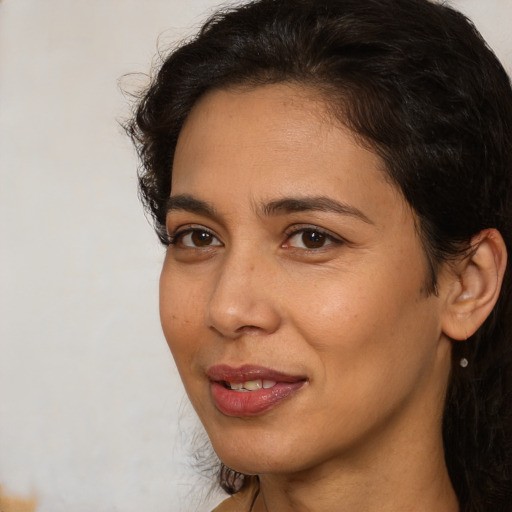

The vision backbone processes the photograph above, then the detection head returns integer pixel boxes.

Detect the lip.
[207,364,307,417]
[207,364,305,383]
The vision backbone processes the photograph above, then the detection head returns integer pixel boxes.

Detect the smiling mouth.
[207,365,307,416]
[222,379,277,391]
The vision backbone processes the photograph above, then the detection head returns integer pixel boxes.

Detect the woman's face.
[160,83,453,475]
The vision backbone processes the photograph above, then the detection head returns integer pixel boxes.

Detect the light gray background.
[1,1,511,511]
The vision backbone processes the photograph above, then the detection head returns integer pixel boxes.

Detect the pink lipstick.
[207,365,307,417]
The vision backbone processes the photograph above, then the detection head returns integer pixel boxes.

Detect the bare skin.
[160,83,504,512]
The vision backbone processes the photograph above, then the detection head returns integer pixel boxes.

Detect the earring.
[459,333,469,368]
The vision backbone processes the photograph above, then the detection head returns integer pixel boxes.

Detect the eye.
[284,227,340,249]
[169,227,222,248]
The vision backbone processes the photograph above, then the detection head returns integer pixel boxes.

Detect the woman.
[127,0,512,510]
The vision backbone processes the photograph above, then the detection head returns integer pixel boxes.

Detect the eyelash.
[167,224,344,251]
[167,226,221,248]
[282,225,344,250]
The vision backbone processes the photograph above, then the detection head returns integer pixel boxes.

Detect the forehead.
[171,83,405,219]
[176,83,338,161]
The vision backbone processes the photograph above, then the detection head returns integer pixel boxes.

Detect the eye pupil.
[191,231,213,246]
[302,230,326,248]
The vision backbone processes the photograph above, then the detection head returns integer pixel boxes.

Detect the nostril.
[209,323,265,338]
[235,325,262,334]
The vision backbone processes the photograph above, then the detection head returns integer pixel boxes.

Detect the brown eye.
[191,230,214,246]
[171,229,222,248]
[286,228,337,249]
[301,230,327,248]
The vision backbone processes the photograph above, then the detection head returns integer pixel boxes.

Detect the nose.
[207,250,282,339]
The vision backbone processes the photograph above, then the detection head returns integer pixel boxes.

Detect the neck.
[252,428,458,512]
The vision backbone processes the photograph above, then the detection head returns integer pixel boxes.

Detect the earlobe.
[441,229,507,341]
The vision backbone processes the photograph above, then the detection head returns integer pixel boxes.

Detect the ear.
[441,228,507,340]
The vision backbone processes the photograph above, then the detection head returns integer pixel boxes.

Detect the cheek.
[292,271,392,344]
[294,262,438,377]
[159,279,212,416]
[295,281,442,444]
[159,266,205,369]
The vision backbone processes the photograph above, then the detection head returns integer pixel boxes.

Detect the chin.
[207,424,311,476]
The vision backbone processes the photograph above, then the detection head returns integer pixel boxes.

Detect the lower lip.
[210,381,306,417]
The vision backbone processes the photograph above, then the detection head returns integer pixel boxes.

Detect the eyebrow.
[262,196,373,224]
[166,194,216,217]
[165,194,372,224]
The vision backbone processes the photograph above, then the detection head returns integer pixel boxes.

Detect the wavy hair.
[126,1,512,510]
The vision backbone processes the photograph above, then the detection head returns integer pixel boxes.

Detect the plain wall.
[0,1,511,511]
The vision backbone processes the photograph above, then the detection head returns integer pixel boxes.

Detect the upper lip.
[206,364,306,383]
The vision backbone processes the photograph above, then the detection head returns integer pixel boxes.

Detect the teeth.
[243,379,262,391]
[227,379,277,391]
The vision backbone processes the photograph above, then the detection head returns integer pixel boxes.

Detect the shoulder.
[211,477,259,512]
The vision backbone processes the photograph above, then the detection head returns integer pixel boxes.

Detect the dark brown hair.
[127,1,512,510]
